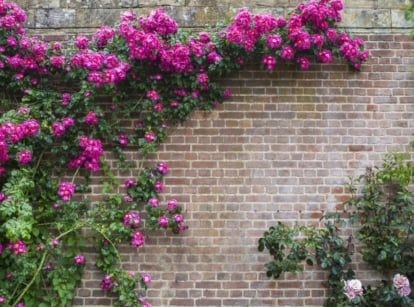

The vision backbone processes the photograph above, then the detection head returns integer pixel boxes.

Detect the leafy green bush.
[259,150,414,306]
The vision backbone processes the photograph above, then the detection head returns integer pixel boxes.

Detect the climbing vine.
[0,0,368,305]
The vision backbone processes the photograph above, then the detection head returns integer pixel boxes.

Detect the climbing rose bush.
[0,0,368,305]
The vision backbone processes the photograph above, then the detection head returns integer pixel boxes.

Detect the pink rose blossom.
[148,197,159,207]
[16,150,31,164]
[144,131,155,142]
[157,162,168,174]
[73,254,85,264]
[158,215,169,227]
[393,274,411,297]
[343,279,363,300]
[130,231,145,247]
[123,211,141,228]
[167,198,178,210]
[142,273,152,284]
[58,181,76,201]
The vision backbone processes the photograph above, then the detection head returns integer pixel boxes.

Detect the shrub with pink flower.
[100,274,112,290]
[68,136,103,172]
[157,162,168,174]
[123,211,141,228]
[144,131,155,142]
[84,110,99,125]
[158,215,169,227]
[130,230,145,247]
[58,181,76,201]
[73,254,85,264]
[16,150,31,164]
[343,279,364,300]
[142,273,152,284]
[7,240,27,255]
[393,274,411,297]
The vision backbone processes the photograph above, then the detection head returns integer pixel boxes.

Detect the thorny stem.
[12,221,87,305]
[12,250,49,306]
[94,226,122,265]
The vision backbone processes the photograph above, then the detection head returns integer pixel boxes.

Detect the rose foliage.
[0,0,368,305]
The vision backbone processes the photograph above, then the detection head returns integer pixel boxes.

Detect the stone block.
[341,9,391,28]
[76,9,122,27]
[137,0,185,6]
[377,0,411,9]
[24,0,60,8]
[35,9,76,28]
[119,0,139,8]
[391,9,413,28]
[67,0,123,9]
[343,0,377,9]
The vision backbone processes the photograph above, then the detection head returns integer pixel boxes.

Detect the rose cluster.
[0,1,51,86]
[221,0,368,70]
[68,135,103,172]
[0,117,40,170]
[117,8,220,75]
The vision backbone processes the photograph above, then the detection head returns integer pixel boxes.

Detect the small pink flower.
[123,211,140,228]
[73,254,85,264]
[52,238,59,247]
[262,54,276,71]
[157,162,168,174]
[317,49,332,64]
[52,122,65,137]
[7,240,27,255]
[280,45,295,60]
[118,132,129,145]
[167,198,178,210]
[62,93,71,106]
[85,111,98,125]
[146,90,159,100]
[153,102,163,112]
[16,150,32,164]
[154,181,163,192]
[266,34,282,49]
[343,279,363,300]
[148,197,159,207]
[17,107,30,114]
[144,131,155,142]
[123,194,133,202]
[296,57,310,70]
[124,178,137,187]
[100,274,112,290]
[393,274,411,297]
[223,88,231,98]
[58,181,76,202]
[158,215,169,227]
[173,213,183,223]
[74,35,89,49]
[130,231,145,247]
[62,117,74,128]
[142,273,152,284]
[0,192,7,203]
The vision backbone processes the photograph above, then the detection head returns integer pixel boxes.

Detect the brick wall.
[11,1,414,306]
[71,33,414,306]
